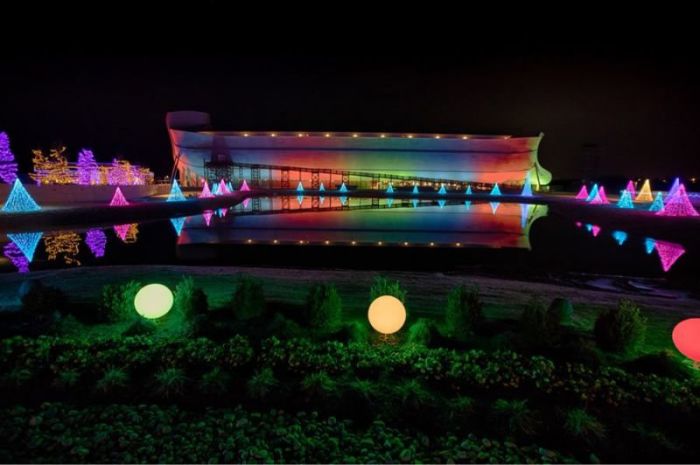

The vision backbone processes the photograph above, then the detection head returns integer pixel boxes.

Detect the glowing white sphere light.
[134,283,173,319]
[368,295,406,334]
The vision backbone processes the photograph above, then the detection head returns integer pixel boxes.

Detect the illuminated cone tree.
[635,179,653,202]
[0,132,18,184]
[657,184,698,217]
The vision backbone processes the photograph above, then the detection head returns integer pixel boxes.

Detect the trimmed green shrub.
[305,283,342,330]
[121,318,156,337]
[52,369,80,391]
[0,368,34,389]
[247,367,278,400]
[520,296,548,346]
[594,300,646,353]
[624,350,691,380]
[369,275,406,303]
[406,318,433,346]
[564,408,606,443]
[154,368,187,398]
[174,276,208,317]
[231,275,265,320]
[341,320,370,344]
[99,281,141,322]
[491,399,539,437]
[549,297,574,325]
[301,372,336,400]
[199,367,231,395]
[95,368,129,394]
[20,281,67,316]
[445,285,483,338]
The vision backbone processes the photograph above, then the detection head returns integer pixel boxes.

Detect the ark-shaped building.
[167,111,551,189]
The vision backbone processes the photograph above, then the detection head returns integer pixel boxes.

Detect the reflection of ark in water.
[176,199,549,250]
[167,111,552,189]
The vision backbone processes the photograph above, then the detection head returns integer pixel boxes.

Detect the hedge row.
[0,402,571,463]
[3,335,698,411]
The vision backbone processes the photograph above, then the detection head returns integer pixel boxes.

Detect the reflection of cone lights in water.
[655,240,686,272]
[368,295,406,335]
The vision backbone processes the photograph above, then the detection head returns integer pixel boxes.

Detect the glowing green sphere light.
[134,283,173,319]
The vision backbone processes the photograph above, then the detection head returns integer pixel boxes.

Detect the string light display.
[109,187,129,206]
[635,179,653,202]
[2,179,41,212]
[0,132,18,183]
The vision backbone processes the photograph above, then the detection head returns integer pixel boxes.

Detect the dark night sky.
[2,15,699,180]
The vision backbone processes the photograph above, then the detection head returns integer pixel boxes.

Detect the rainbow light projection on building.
[167,112,551,189]
[7,232,43,261]
[617,190,634,209]
[85,228,107,258]
[167,179,186,202]
[521,175,533,197]
[3,242,29,272]
[109,187,129,207]
[575,185,588,200]
[612,230,628,246]
[520,204,529,229]
[636,179,653,202]
[2,179,41,212]
[649,192,665,212]
[625,180,636,199]
[657,184,698,217]
[655,240,686,272]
